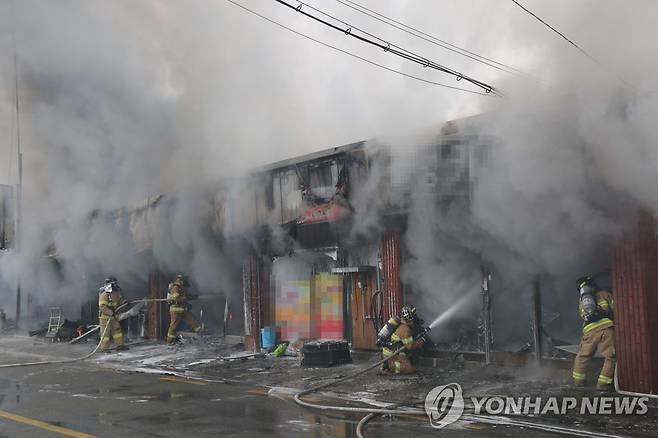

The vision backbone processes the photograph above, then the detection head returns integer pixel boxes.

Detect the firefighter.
[572,276,615,390]
[98,277,128,352]
[381,305,426,374]
[166,274,201,344]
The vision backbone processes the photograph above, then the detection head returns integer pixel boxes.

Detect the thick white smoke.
[0,0,656,346]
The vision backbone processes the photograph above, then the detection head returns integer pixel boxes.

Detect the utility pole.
[481,263,493,364]
[13,38,23,329]
[532,275,543,364]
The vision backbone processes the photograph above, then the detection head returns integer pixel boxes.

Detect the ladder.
[45,307,63,341]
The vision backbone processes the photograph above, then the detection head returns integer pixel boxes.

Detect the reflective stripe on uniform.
[382,347,406,358]
[583,318,613,334]
[597,300,610,309]
[391,334,413,345]
[573,371,586,381]
[393,361,401,373]
[598,374,613,385]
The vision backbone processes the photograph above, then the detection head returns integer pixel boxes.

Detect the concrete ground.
[0,335,656,437]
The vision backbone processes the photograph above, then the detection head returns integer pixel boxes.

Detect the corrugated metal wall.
[147,270,165,340]
[381,231,403,321]
[613,213,658,394]
[244,253,266,351]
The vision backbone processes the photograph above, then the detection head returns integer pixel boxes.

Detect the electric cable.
[272,0,498,94]
[226,0,495,96]
[508,0,635,91]
[510,0,586,56]
[300,0,519,78]
[335,0,527,77]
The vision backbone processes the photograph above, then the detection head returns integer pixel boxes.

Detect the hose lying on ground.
[614,364,658,399]
[0,302,132,369]
[293,345,423,415]
[294,345,630,438]
[0,317,112,368]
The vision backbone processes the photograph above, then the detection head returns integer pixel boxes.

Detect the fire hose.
[293,333,630,438]
[0,302,131,369]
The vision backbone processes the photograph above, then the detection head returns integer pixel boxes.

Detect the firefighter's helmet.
[401,305,417,322]
[175,274,189,286]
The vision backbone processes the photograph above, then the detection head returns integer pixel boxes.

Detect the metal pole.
[481,263,492,364]
[532,275,543,364]
[13,43,23,330]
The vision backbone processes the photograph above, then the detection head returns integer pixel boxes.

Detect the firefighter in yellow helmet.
[380,305,426,374]
[572,276,615,390]
[98,277,128,352]
[166,274,201,344]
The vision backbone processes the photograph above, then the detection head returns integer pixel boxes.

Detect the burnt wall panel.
[613,213,658,394]
[381,231,403,321]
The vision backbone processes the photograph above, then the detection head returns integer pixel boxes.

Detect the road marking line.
[159,376,208,385]
[0,410,98,438]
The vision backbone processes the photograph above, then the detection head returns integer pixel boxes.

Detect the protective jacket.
[98,290,126,318]
[382,321,424,374]
[167,281,191,314]
[98,289,125,351]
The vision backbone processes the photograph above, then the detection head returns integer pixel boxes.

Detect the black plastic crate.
[301,340,352,367]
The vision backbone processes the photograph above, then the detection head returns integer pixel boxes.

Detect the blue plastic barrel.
[260,326,276,349]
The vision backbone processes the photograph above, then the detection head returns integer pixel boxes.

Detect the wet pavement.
[0,336,657,437]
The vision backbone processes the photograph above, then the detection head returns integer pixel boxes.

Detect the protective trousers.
[99,317,124,351]
[166,311,201,343]
[573,326,616,389]
[382,348,415,374]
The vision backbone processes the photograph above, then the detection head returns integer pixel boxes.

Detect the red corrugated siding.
[244,253,265,352]
[250,254,260,350]
[381,231,403,321]
[613,213,658,394]
[147,270,164,340]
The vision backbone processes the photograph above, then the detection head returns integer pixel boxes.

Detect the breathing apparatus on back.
[376,316,400,348]
[577,276,612,324]
[376,305,429,347]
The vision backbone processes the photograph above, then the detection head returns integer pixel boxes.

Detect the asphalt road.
[0,360,582,438]
[0,339,635,437]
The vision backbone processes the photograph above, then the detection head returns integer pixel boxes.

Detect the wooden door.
[350,272,378,350]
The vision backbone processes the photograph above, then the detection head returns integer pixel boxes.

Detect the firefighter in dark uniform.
[572,276,615,390]
[378,305,426,374]
[166,274,202,344]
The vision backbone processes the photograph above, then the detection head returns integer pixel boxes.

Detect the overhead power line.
[510,0,587,56]
[335,0,527,77]
[225,0,494,96]
[510,0,635,91]
[274,0,497,94]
